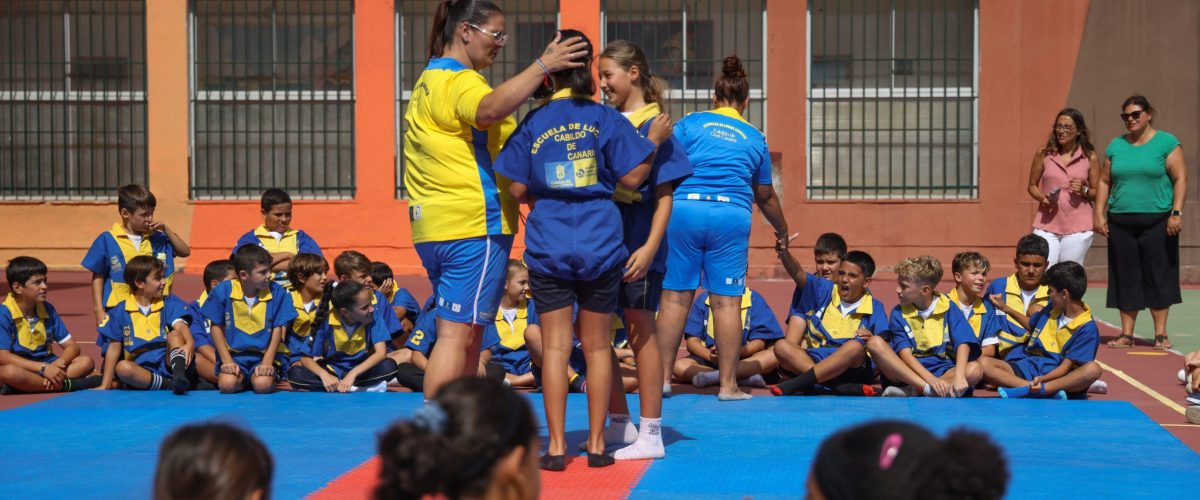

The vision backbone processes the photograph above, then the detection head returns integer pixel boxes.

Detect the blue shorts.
[662,200,751,296]
[416,235,513,325]
[214,352,284,381]
[917,356,957,377]
[1007,355,1060,380]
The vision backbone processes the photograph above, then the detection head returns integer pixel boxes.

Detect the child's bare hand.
[94,310,107,327]
[646,114,674,145]
[42,363,66,385]
[220,363,241,375]
[623,247,654,282]
[254,363,275,378]
[987,294,1005,310]
[337,373,358,393]
[952,374,969,398]
[855,327,874,341]
[929,379,953,397]
[321,374,340,392]
[147,220,167,233]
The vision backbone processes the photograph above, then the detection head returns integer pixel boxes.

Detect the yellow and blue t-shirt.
[683,289,784,348]
[405,298,499,357]
[986,274,1049,354]
[403,57,519,243]
[493,89,656,281]
[945,288,1004,348]
[0,294,70,362]
[284,290,319,362]
[487,297,540,376]
[615,103,693,274]
[234,225,323,289]
[81,223,177,309]
[383,282,421,323]
[886,293,980,366]
[200,280,298,356]
[187,292,213,348]
[788,273,888,350]
[298,308,391,376]
[671,107,772,212]
[1006,304,1099,377]
[97,295,190,368]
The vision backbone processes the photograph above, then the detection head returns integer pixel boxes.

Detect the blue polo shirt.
[299,309,392,374]
[187,292,213,348]
[886,293,980,361]
[81,223,178,309]
[487,297,540,375]
[234,227,323,288]
[1008,305,1100,367]
[97,295,191,368]
[788,274,889,348]
[0,294,71,362]
[493,89,656,281]
[671,107,772,212]
[200,280,298,355]
[683,289,784,347]
[405,303,499,357]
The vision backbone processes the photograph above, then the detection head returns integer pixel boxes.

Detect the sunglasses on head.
[1120,110,1145,122]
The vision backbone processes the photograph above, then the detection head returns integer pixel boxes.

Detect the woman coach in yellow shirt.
[404,0,587,396]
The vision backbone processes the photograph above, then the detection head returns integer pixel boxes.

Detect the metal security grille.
[602,0,767,131]
[395,0,557,199]
[0,0,148,199]
[808,0,977,200]
[191,0,354,199]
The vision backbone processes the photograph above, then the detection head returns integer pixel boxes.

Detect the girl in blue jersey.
[494,29,672,471]
[594,40,693,460]
[405,0,588,398]
[655,55,791,401]
[287,280,398,392]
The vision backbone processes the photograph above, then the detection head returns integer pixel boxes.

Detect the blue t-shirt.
[487,297,540,374]
[187,293,213,347]
[614,104,693,274]
[81,224,178,309]
[788,274,889,348]
[1008,305,1100,366]
[200,280,298,355]
[494,90,656,281]
[683,290,784,348]
[672,107,772,211]
[97,295,191,367]
[405,301,499,357]
[299,309,392,373]
[0,294,71,362]
[886,294,980,361]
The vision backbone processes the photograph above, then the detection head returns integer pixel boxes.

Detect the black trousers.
[287,358,398,392]
[393,362,425,392]
[1106,212,1181,310]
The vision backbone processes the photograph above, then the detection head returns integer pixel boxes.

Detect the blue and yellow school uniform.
[383,282,421,324]
[405,305,500,358]
[487,298,540,376]
[614,103,693,283]
[663,107,773,296]
[788,274,888,361]
[284,291,319,366]
[887,294,981,376]
[494,88,655,282]
[298,309,391,378]
[946,288,1003,350]
[986,274,1050,355]
[1005,305,1100,380]
[200,280,298,376]
[683,289,784,366]
[81,223,177,309]
[97,295,191,376]
[404,57,518,325]
[187,292,213,349]
[233,226,323,289]
[0,294,71,363]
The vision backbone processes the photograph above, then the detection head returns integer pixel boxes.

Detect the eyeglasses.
[1120,110,1144,122]
[467,23,508,46]
[1054,124,1076,132]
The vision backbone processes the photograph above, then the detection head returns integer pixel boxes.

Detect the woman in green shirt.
[1094,95,1188,350]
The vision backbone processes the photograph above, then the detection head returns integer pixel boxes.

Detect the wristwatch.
[1171,210,1182,217]
[38,362,48,376]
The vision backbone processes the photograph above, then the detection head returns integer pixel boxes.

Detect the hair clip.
[878,433,903,470]
[413,402,448,435]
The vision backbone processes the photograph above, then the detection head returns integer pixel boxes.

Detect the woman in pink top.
[1027,108,1100,266]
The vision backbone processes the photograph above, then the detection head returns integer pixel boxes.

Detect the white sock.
[662,382,673,395]
[578,414,638,450]
[692,370,719,388]
[613,417,665,460]
[922,384,934,397]
[717,390,753,401]
[1088,380,1108,394]
[738,374,766,387]
[352,381,389,393]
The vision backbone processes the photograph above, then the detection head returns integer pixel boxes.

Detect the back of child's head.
[842,251,875,277]
[202,260,235,293]
[952,251,990,274]
[1044,261,1088,300]
[153,422,273,500]
[334,250,372,279]
[124,255,165,289]
[6,256,48,289]
[894,255,942,288]
[260,188,291,212]
[232,244,273,274]
[288,253,329,290]
[117,184,156,213]
[815,233,848,259]
[370,261,395,288]
[811,420,1007,500]
[376,377,538,500]
[1015,234,1050,260]
[533,28,594,100]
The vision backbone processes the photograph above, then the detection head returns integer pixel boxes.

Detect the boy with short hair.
[83,184,190,326]
[370,261,420,336]
[771,249,887,396]
[980,261,1104,399]
[201,244,297,394]
[866,256,983,397]
[986,234,1050,355]
[394,296,501,392]
[98,255,195,394]
[334,251,403,339]
[813,232,848,281]
[0,257,99,393]
[284,253,328,371]
[949,252,1005,359]
[672,288,783,389]
[187,259,236,386]
[234,189,323,290]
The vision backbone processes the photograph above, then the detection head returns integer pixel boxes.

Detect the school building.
[1,0,1196,280]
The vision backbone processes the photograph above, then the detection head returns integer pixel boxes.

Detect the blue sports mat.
[1,392,1195,499]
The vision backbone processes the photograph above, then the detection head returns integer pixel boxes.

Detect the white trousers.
[1033,228,1095,267]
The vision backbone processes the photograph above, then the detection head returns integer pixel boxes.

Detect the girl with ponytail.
[375,377,539,500]
[655,55,790,401]
[404,0,591,398]
[286,280,398,392]
[592,40,694,460]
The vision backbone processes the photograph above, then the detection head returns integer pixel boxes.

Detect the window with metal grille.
[190,0,354,199]
[0,0,148,199]
[602,0,767,132]
[395,0,557,199]
[808,0,977,200]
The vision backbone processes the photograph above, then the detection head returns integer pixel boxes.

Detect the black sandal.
[1154,335,1173,350]
[1107,334,1135,348]
[539,453,566,471]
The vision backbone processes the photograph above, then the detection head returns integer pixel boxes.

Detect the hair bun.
[722,55,745,78]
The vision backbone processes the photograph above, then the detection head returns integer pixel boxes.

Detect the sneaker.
[1179,368,1188,384]
[881,386,913,397]
[1186,392,1200,406]
[1187,406,1200,425]
[1088,380,1108,394]
[1052,390,1068,400]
